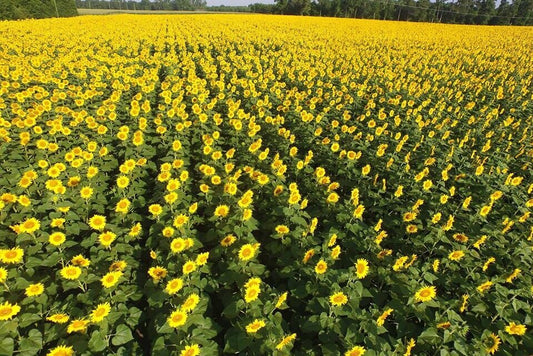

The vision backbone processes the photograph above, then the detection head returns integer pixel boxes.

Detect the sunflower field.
[0,14,532,356]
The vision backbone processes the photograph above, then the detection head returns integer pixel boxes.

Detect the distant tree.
[454,0,477,23]
[275,0,311,15]
[415,0,431,22]
[474,0,495,24]
[249,3,275,13]
[512,0,533,24]
[0,0,77,19]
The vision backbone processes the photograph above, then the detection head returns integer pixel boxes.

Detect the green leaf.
[418,327,440,344]
[152,337,170,356]
[125,307,143,328]
[112,325,133,346]
[18,329,42,356]
[223,327,250,353]
[0,338,14,356]
[88,330,107,352]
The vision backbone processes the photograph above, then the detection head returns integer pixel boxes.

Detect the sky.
[206,0,275,6]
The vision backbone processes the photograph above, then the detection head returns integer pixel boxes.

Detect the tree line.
[0,0,77,20]
[253,0,533,25]
[74,0,206,11]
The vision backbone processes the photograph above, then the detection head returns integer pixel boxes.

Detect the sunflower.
[0,301,21,321]
[505,322,526,335]
[477,281,493,293]
[109,260,127,272]
[276,333,297,350]
[355,259,369,279]
[49,232,66,246]
[303,249,315,263]
[221,234,236,247]
[422,179,433,190]
[245,319,266,334]
[60,266,82,280]
[330,292,348,306]
[437,321,451,329]
[404,338,416,356]
[46,345,74,356]
[51,218,65,229]
[315,259,328,274]
[168,309,187,328]
[0,247,24,264]
[148,266,167,281]
[195,252,209,266]
[242,209,253,221]
[180,344,200,356]
[71,255,90,267]
[88,215,106,231]
[275,225,290,235]
[25,283,44,297]
[162,227,175,238]
[214,205,230,218]
[376,308,394,326]
[479,205,491,217]
[46,313,69,324]
[101,271,123,288]
[486,333,500,354]
[116,176,130,188]
[149,204,163,216]
[326,192,339,204]
[20,217,40,234]
[238,243,259,261]
[115,198,130,214]
[170,238,187,253]
[129,223,142,237]
[245,286,260,303]
[452,233,468,243]
[345,345,366,356]
[90,302,111,323]
[173,214,189,228]
[353,204,365,219]
[414,286,436,302]
[67,319,89,333]
[182,261,197,275]
[165,278,183,295]
[80,186,93,199]
[181,294,200,312]
[406,225,418,234]
[448,250,465,261]
[275,292,288,308]
[403,212,416,222]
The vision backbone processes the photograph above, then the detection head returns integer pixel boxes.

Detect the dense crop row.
[0,15,532,356]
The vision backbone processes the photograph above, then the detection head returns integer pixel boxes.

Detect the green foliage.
[0,0,77,20]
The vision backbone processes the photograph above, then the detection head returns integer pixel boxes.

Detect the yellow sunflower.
[180,344,200,356]
[88,215,106,231]
[245,319,266,334]
[0,247,24,264]
[101,271,123,288]
[505,322,526,335]
[90,302,111,323]
[330,292,348,306]
[46,345,74,356]
[167,309,187,328]
[345,345,366,356]
[67,319,89,334]
[165,278,184,295]
[414,286,437,302]
[0,301,21,321]
[25,283,45,297]
[60,266,82,280]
